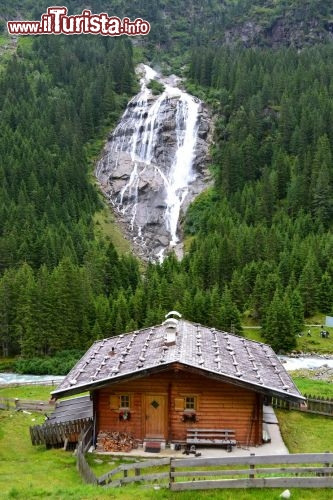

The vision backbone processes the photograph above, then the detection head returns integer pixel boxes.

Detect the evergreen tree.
[263,290,296,353]
[219,287,242,335]
[318,272,333,314]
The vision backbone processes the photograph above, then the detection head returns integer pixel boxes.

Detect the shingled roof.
[51,316,304,402]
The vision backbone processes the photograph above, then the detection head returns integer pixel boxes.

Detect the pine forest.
[1,0,333,372]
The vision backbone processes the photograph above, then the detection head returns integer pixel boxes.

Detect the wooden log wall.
[95,367,262,446]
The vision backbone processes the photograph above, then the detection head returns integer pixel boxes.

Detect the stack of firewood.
[96,431,139,452]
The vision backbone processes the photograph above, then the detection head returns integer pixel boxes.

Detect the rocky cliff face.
[224,14,332,48]
[96,65,211,261]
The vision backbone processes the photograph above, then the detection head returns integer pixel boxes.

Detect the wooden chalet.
[51,312,304,450]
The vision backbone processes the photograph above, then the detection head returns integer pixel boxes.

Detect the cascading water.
[96,64,210,260]
[165,93,199,246]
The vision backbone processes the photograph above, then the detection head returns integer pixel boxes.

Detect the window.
[185,396,196,411]
[109,393,131,410]
[175,395,198,411]
[120,394,130,409]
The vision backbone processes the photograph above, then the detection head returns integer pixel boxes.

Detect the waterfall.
[96,64,210,260]
[165,94,199,245]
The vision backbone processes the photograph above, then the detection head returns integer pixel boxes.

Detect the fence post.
[325,450,330,477]
[249,453,255,479]
[170,459,175,486]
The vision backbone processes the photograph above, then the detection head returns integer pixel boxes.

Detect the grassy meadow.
[1,383,333,499]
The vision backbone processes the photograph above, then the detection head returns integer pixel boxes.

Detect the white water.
[97,64,201,257]
[279,356,333,371]
[165,93,199,244]
[0,373,64,385]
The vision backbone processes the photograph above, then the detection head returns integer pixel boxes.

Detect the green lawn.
[243,325,333,354]
[277,409,333,454]
[292,375,333,397]
[1,385,333,499]
[0,384,56,400]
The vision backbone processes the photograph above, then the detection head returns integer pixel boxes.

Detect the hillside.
[0,1,333,365]
[3,1,333,54]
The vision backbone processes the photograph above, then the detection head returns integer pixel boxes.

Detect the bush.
[14,350,84,375]
[0,359,16,372]
[147,79,165,95]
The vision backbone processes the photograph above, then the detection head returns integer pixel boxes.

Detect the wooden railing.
[98,457,171,488]
[30,417,92,447]
[75,451,333,491]
[76,423,97,484]
[0,397,54,412]
[272,394,333,417]
[169,453,333,491]
[0,379,63,389]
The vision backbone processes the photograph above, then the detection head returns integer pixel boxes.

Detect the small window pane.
[120,395,130,408]
[185,396,196,410]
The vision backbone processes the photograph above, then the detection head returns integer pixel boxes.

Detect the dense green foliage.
[1,1,333,362]
[0,34,141,357]
[177,44,333,351]
[14,350,85,375]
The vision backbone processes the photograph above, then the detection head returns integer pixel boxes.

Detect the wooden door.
[144,394,166,438]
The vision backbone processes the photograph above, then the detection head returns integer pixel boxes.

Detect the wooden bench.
[186,428,237,452]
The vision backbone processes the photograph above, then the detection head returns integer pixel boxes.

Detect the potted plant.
[119,409,131,421]
[181,411,197,423]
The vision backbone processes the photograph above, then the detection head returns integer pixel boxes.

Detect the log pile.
[96,431,139,452]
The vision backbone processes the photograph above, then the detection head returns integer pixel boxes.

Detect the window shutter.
[174,397,184,411]
[109,395,119,409]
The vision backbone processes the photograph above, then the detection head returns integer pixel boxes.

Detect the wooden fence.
[0,397,54,413]
[272,394,333,417]
[76,423,97,484]
[75,427,170,487]
[0,379,63,390]
[169,453,333,491]
[30,417,92,447]
[74,450,333,491]
[98,457,171,488]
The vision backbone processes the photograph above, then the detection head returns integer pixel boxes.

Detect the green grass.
[93,206,133,256]
[242,325,333,355]
[0,384,55,400]
[295,326,333,353]
[1,386,333,499]
[242,327,264,343]
[291,375,333,398]
[276,409,333,454]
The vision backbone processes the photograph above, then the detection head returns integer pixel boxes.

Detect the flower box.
[181,411,197,423]
[119,409,131,421]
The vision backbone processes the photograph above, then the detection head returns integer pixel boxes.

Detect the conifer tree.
[219,287,242,335]
[263,290,296,353]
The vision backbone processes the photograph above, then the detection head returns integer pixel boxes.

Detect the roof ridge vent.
[165,310,182,319]
[163,317,178,346]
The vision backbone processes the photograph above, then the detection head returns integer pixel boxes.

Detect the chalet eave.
[166,362,305,404]
[51,361,304,403]
[51,362,177,399]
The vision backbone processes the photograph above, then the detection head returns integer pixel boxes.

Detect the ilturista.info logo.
[7,6,151,36]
